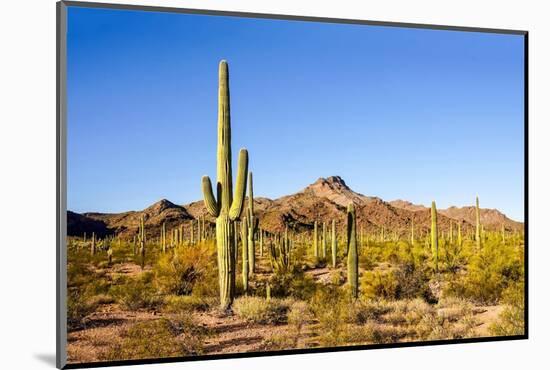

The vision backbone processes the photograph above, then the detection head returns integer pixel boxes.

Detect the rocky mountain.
[68,176,523,239]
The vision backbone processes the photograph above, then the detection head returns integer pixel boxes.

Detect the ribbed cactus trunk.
[259,229,264,257]
[331,219,337,268]
[475,196,481,250]
[347,204,358,299]
[431,201,439,273]
[313,221,318,258]
[234,221,239,262]
[322,222,327,258]
[247,172,256,274]
[241,217,249,293]
[201,60,248,311]
[139,215,145,270]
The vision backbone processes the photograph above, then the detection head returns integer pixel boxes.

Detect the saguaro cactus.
[241,217,249,293]
[331,219,337,268]
[475,196,481,250]
[322,222,327,258]
[347,203,358,299]
[431,201,439,273]
[139,215,145,269]
[201,60,249,310]
[161,222,166,253]
[247,172,257,274]
[313,221,318,258]
[458,222,462,246]
[91,232,96,255]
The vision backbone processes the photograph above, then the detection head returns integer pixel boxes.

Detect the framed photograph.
[57,1,528,368]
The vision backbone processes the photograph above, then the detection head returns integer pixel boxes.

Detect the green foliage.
[489,280,525,336]
[153,242,215,296]
[110,273,163,311]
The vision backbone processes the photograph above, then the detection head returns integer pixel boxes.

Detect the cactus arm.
[229,148,249,220]
[202,176,220,217]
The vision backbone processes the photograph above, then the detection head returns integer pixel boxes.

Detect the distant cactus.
[458,222,462,246]
[322,222,327,258]
[107,242,113,265]
[347,203,358,299]
[259,228,264,258]
[331,219,337,268]
[431,201,439,273]
[313,221,318,258]
[161,222,166,253]
[201,60,249,310]
[449,221,453,243]
[266,283,271,301]
[139,215,145,269]
[91,232,96,255]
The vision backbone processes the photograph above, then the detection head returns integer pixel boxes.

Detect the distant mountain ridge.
[67,176,523,238]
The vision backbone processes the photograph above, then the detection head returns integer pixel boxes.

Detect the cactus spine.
[347,203,358,299]
[331,219,337,268]
[247,172,256,274]
[475,196,481,250]
[201,60,249,310]
[431,201,438,273]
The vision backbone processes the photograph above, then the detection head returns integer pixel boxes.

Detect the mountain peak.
[304,176,367,207]
[144,198,178,214]
[312,176,350,190]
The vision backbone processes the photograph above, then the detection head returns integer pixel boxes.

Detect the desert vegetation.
[66,60,525,364]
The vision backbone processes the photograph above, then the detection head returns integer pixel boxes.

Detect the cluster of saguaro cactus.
[431,201,439,273]
[202,60,249,310]
[347,203,358,299]
[269,226,292,273]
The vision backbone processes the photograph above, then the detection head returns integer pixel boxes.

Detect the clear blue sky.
[67,6,525,221]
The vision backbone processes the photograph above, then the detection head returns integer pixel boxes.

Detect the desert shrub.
[163,295,214,313]
[347,299,393,324]
[102,317,205,360]
[67,289,98,330]
[360,270,399,300]
[308,285,348,346]
[489,280,525,336]
[444,241,523,304]
[268,270,317,300]
[233,296,290,324]
[110,274,163,310]
[153,244,215,296]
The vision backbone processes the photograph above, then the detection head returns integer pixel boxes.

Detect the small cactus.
[91,232,96,255]
[241,216,249,293]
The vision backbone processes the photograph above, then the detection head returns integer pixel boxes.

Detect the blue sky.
[67,7,525,221]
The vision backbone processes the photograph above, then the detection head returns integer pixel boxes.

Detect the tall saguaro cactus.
[201,60,249,310]
[347,203,358,299]
[475,196,481,250]
[431,201,439,273]
[322,222,327,258]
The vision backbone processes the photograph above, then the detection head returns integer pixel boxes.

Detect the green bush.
[110,274,163,310]
[489,280,525,336]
